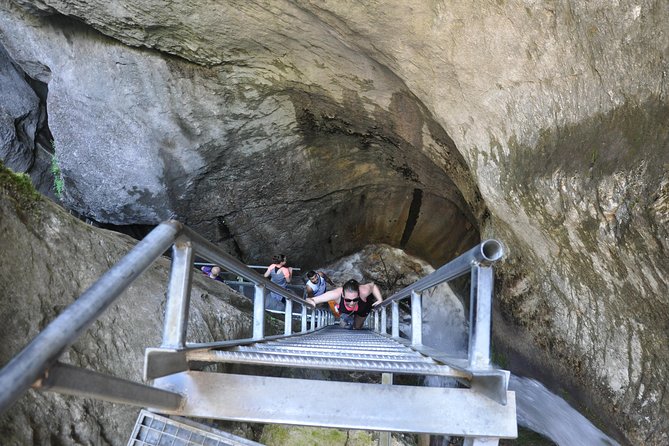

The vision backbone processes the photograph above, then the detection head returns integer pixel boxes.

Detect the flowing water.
[418,285,621,446]
[510,375,620,446]
[326,246,621,445]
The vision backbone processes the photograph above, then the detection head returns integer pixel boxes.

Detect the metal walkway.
[0,220,517,445]
[150,326,516,439]
[186,326,467,376]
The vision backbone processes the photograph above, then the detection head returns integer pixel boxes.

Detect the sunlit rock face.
[1,1,668,444]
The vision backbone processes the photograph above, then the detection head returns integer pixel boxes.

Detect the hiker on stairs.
[306,279,382,329]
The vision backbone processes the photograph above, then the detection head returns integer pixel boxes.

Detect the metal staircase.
[0,220,517,445]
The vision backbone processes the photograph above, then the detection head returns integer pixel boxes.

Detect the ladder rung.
[152,371,517,438]
[187,349,469,377]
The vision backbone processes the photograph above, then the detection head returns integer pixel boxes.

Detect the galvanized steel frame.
[373,239,504,369]
[0,220,318,414]
[0,220,511,443]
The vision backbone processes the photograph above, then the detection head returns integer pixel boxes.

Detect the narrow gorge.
[1,1,668,445]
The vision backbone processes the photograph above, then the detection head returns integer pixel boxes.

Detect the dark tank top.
[338,292,374,317]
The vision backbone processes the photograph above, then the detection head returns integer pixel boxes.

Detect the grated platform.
[128,409,262,446]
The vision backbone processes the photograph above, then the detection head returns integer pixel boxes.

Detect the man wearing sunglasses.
[305,279,383,329]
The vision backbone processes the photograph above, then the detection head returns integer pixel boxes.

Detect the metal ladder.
[148,326,516,439]
[0,220,517,445]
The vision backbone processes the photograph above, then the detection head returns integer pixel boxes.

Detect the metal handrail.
[0,220,321,414]
[370,238,505,375]
[195,262,302,272]
[0,221,182,412]
[182,226,308,306]
[376,239,504,308]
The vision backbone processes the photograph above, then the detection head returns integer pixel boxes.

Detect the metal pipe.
[0,221,182,413]
[411,290,423,346]
[468,265,493,369]
[301,305,307,333]
[378,239,504,308]
[162,237,194,349]
[392,301,400,339]
[35,362,182,410]
[284,299,293,335]
[381,307,387,334]
[195,262,301,272]
[253,285,265,340]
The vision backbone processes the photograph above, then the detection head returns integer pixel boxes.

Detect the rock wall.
[1,1,668,444]
[0,163,254,445]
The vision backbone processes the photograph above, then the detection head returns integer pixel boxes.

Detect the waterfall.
[419,284,621,446]
[510,375,620,446]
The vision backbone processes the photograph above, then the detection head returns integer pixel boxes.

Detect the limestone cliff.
[1,1,668,444]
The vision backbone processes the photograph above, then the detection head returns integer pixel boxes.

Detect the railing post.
[381,307,387,334]
[392,301,400,339]
[310,308,316,330]
[253,284,266,340]
[301,304,307,332]
[468,264,493,369]
[411,290,422,346]
[162,237,194,349]
[379,372,394,446]
[284,299,293,335]
[373,310,379,332]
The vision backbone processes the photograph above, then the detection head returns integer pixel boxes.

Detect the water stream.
[510,375,620,446]
[418,282,621,446]
[327,246,621,445]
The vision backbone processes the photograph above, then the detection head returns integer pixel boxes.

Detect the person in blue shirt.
[263,254,292,309]
[201,265,225,283]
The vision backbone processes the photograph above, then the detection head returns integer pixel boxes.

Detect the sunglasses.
[344,297,360,303]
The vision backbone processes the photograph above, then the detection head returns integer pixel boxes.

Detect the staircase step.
[188,349,463,376]
[184,327,470,378]
[151,371,517,438]
[235,345,430,361]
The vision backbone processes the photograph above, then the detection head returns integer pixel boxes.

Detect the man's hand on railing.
[371,300,382,307]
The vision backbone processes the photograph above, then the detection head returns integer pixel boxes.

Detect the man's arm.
[263,265,272,278]
[305,288,341,307]
[320,271,335,287]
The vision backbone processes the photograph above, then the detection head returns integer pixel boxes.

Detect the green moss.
[492,346,509,369]
[260,425,360,446]
[50,151,64,199]
[0,161,42,212]
[501,99,668,186]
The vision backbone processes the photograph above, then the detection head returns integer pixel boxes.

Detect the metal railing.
[0,220,330,414]
[370,239,505,369]
[0,219,506,417]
